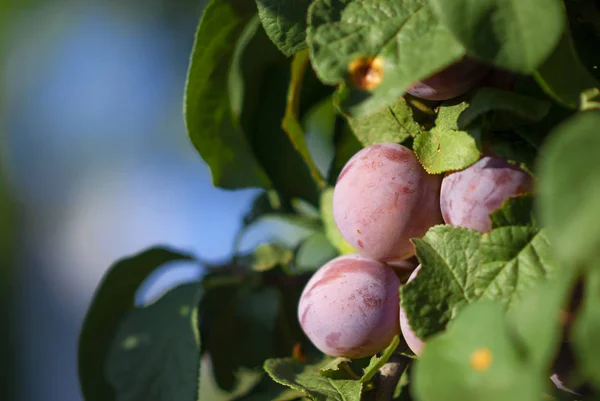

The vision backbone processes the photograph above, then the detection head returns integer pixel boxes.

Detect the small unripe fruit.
[333,143,443,262]
[298,254,400,359]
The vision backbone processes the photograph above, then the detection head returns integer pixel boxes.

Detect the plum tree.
[405,57,490,101]
[399,265,424,356]
[440,156,534,232]
[297,254,400,359]
[333,143,443,262]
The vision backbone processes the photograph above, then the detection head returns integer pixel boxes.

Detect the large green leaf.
[534,29,600,109]
[184,0,271,189]
[232,18,321,204]
[307,0,465,117]
[264,359,363,401]
[105,284,203,401]
[413,302,544,401]
[430,0,565,73]
[78,248,194,401]
[401,225,558,340]
[256,0,311,56]
[507,270,575,373]
[537,111,600,268]
[346,98,421,146]
[200,280,282,391]
[572,268,600,389]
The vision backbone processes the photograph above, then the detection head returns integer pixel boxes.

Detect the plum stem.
[374,349,410,401]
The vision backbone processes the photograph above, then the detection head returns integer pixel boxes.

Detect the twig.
[374,350,410,401]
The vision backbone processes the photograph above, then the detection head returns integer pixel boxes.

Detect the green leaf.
[457,88,552,129]
[295,232,338,273]
[359,335,400,384]
[346,99,421,146]
[490,194,536,229]
[250,243,294,272]
[534,29,600,109]
[476,227,559,308]
[537,111,600,268]
[78,248,193,401]
[307,0,465,117]
[264,359,363,401]
[200,280,282,391]
[430,0,565,73]
[283,49,328,190]
[232,375,305,401]
[319,358,354,379]
[413,100,482,174]
[413,127,481,174]
[401,225,558,340]
[105,284,203,401]
[184,0,271,189]
[319,188,356,255]
[413,302,544,401]
[572,268,600,389]
[435,100,470,131]
[232,18,320,204]
[507,271,575,372]
[256,0,311,56]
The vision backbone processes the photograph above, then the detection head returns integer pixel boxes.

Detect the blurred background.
[0,1,274,400]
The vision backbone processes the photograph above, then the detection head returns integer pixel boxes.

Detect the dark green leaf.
[282,49,328,190]
[430,0,564,73]
[534,29,600,109]
[264,359,363,401]
[401,225,558,340]
[508,271,575,372]
[184,0,271,189]
[233,19,320,204]
[490,194,537,229]
[307,0,465,117]
[359,335,400,384]
[232,375,305,401]
[537,111,600,268]
[78,247,193,401]
[346,99,421,146]
[201,282,282,391]
[413,302,544,401]
[106,284,203,401]
[256,0,311,56]
[457,88,552,129]
[572,268,600,389]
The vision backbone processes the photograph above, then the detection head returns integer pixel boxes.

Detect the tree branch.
[374,350,410,401]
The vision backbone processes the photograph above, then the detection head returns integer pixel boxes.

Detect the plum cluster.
[298,141,533,358]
